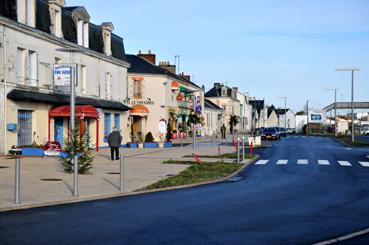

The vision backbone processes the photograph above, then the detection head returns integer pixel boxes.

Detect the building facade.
[203,98,223,136]
[0,0,130,153]
[126,52,204,142]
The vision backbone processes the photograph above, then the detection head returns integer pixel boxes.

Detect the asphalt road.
[1,136,369,245]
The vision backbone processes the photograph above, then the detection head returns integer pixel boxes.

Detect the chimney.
[101,22,114,56]
[232,87,238,98]
[180,72,191,81]
[214,83,221,89]
[158,61,176,74]
[138,50,156,65]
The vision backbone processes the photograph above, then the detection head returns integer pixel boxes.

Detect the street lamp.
[335,68,360,142]
[277,97,288,128]
[325,88,339,136]
[55,47,83,197]
[191,89,204,151]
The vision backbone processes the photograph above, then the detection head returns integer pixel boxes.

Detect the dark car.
[261,127,280,140]
[277,127,287,137]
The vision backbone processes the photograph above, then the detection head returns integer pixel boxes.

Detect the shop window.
[104,113,111,141]
[18,110,33,146]
[114,113,120,131]
[133,79,142,98]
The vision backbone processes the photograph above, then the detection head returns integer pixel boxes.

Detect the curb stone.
[0,155,260,213]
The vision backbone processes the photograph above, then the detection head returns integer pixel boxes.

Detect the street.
[1,136,369,244]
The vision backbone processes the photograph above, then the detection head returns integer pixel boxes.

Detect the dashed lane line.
[297,159,309,164]
[318,160,330,165]
[276,160,288,165]
[359,161,369,167]
[338,161,352,167]
[254,160,269,165]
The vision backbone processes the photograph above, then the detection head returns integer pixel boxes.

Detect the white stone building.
[0,0,131,153]
[203,98,223,136]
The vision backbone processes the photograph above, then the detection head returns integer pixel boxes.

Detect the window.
[114,113,120,131]
[18,110,33,146]
[104,113,111,140]
[17,0,35,27]
[81,65,87,94]
[28,50,37,86]
[77,19,89,48]
[105,72,112,98]
[16,48,26,84]
[133,79,142,98]
[54,9,61,37]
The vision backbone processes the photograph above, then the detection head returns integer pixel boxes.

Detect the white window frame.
[81,65,87,94]
[16,48,26,84]
[28,50,38,86]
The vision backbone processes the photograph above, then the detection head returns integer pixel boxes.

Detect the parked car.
[261,127,280,140]
[273,127,284,137]
[287,128,296,134]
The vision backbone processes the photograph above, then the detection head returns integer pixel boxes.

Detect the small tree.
[166,121,172,142]
[229,115,239,133]
[145,132,154,143]
[60,123,94,174]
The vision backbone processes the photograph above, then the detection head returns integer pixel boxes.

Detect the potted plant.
[144,132,158,148]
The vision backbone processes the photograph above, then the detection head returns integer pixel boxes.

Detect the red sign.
[176,92,183,101]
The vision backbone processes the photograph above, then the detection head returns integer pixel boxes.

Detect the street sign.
[53,64,76,86]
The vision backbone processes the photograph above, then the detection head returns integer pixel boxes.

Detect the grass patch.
[336,136,369,147]
[182,152,254,159]
[143,161,244,190]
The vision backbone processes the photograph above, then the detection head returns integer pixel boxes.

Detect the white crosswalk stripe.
[297,159,308,164]
[359,162,369,167]
[276,160,288,165]
[255,160,269,165]
[337,161,352,167]
[318,160,330,165]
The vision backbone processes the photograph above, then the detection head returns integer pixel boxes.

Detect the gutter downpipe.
[3,26,7,154]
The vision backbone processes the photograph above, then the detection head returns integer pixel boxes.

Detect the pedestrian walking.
[108,127,122,161]
[221,124,226,140]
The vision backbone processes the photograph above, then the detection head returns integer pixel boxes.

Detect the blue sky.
[68,0,369,111]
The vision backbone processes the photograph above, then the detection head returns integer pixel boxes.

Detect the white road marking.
[359,161,369,167]
[338,161,351,167]
[313,227,369,245]
[318,160,330,165]
[276,160,288,165]
[297,159,308,164]
[255,160,269,165]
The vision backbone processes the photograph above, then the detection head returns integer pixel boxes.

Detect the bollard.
[250,141,253,156]
[119,154,124,191]
[181,132,183,148]
[237,138,240,163]
[73,155,78,197]
[218,146,221,158]
[15,158,20,204]
[242,136,245,161]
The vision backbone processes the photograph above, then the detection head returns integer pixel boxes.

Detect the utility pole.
[325,88,339,136]
[306,100,309,135]
[335,68,360,142]
[278,97,288,128]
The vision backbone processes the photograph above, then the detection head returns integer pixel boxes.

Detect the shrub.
[145,132,154,143]
[166,121,172,142]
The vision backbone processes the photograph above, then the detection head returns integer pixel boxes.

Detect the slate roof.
[267,105,275,118]
[249,100,265,114]
[127,54,201,89]
[274,108,289,115]
[0,0,127,62]
[204,99,223,111]
[7,89,131,111]
[205,86,232,98]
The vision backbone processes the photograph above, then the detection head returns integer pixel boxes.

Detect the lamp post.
[55,47,82,196]
[325,88,339,136]
[335,68,360,142]
[191,89,203,151]
[277,97,288,128]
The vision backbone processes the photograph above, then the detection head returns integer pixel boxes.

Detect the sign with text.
[53,64,76,87]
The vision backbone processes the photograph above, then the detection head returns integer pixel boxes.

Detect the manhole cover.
[0,166,9,169]
[40,178,63,182]
[106,172,120,175]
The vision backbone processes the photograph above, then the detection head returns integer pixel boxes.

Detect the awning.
[7,89,131,111]
[130,105,149,116]
[49,105,99,118]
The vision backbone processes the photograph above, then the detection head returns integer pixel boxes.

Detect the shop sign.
[128,100,154,105]
[159,119,167,134]
[176,92,184,101]
[53,64,76,86]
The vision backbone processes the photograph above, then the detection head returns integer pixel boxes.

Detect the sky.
[68,0,369,112]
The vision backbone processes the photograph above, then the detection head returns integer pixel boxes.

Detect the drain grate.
[0,166,10,169]
[40,178,63,182]
[106,172,120,175]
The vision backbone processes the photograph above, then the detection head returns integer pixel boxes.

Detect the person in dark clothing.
[108,127,122,161]
[221,124,226,140]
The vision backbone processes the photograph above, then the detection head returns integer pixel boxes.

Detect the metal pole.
[192,95,196,151]
[306,100,309,135]
[15,158,20,204]
[351,70,354,142]
[119,154,124,191]
[334,89,337,137]
[237,138,240,163]
[181,131,183,147]
[242,136,245,161]
[284,98,287,128]
[73,155,78,196]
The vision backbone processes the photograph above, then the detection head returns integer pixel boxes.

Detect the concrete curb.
[333,137,369,148]
[0,155,260,213]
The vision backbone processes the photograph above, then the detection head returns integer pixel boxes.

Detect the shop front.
[129,105,149,142]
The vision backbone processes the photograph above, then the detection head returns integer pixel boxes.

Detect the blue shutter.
[104,113,111,141]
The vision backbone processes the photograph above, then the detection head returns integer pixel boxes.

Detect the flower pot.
[158,142,164,148]
[144,142,158,148]
[163,142,173,148]
[138,143,144,148]
[129,143,138,148]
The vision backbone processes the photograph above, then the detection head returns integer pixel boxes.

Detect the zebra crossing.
[254,159,369,168]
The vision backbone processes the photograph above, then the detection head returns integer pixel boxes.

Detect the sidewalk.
[0,143,236,211]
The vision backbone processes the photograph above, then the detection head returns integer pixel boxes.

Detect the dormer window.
[77,19,89,47]
[17,0,36,27]
[48,0,65,37]
[66,6,90,48]
[101,22,114,56]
